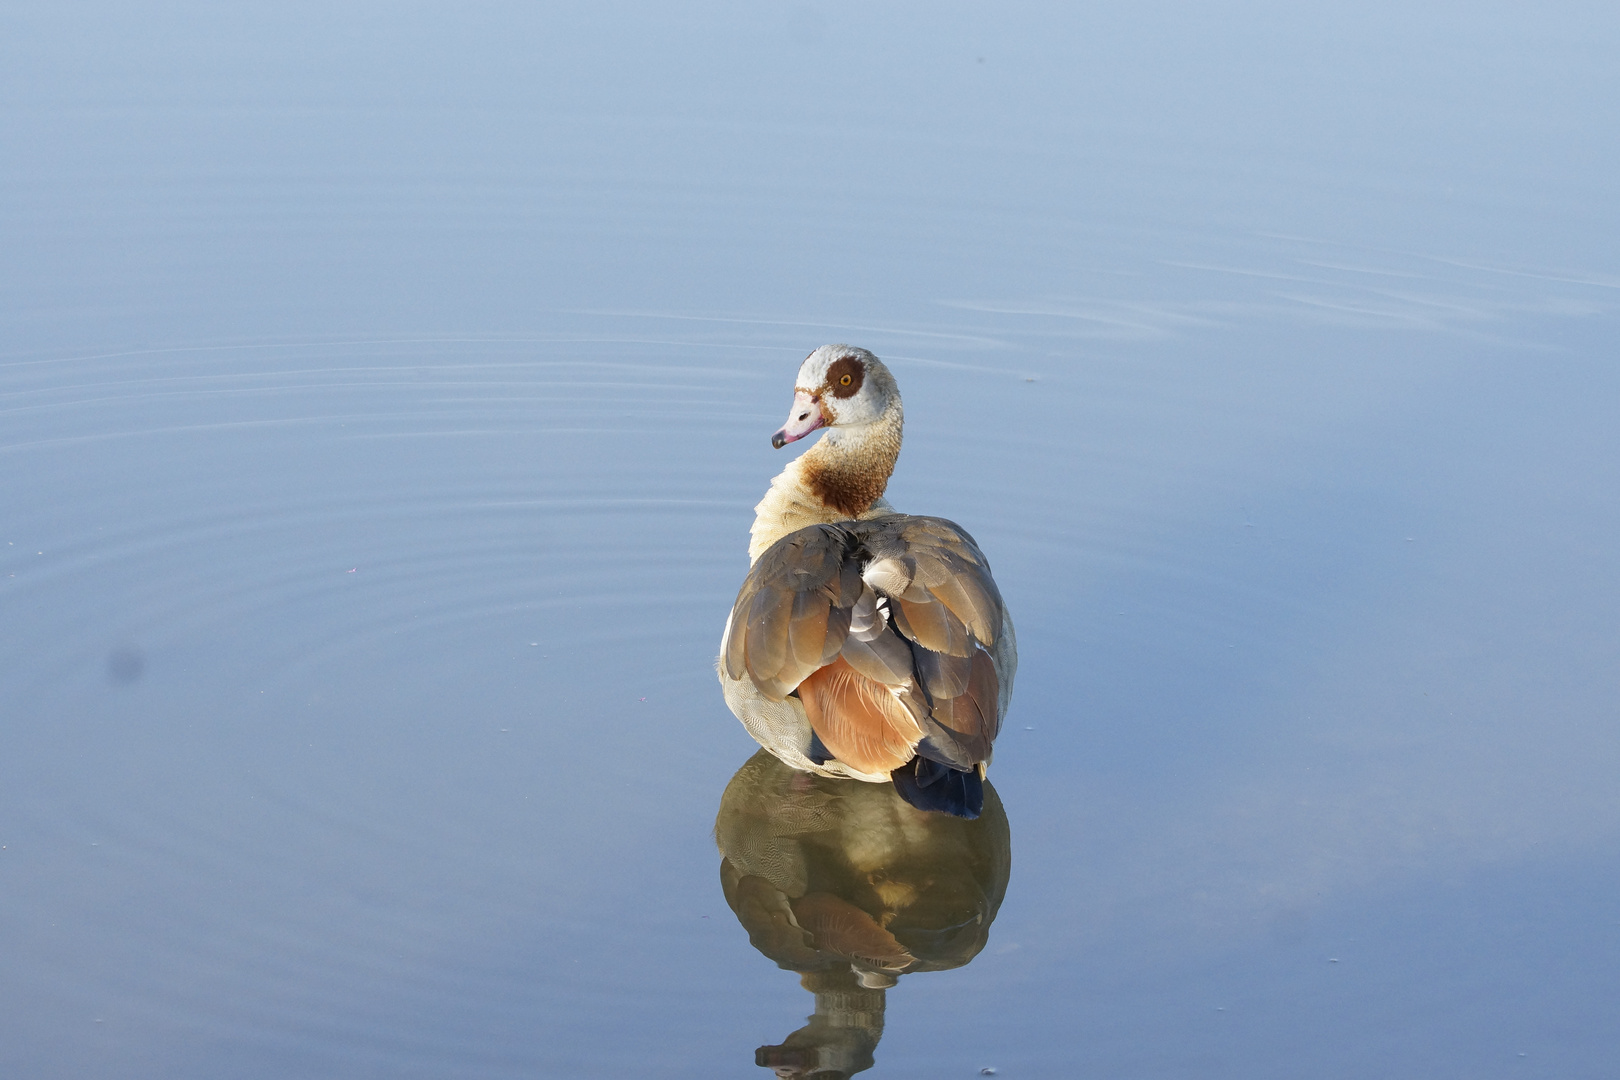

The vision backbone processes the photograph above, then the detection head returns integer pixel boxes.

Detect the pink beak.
[771,389,825,449]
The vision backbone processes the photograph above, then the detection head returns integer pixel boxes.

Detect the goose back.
[721,515,1015,792]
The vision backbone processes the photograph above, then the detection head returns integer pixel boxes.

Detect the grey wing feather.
[839,625,914,686]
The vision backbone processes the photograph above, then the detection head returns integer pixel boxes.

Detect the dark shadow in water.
[715,750,1012,1078]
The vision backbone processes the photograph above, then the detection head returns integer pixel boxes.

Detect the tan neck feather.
[748,407,903,563]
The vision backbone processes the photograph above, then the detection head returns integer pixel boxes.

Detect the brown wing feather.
[744,584,791,679]
[725,525,854,700]
[891,595,973,657]
[924,561,1003,645]
[787,589,832,670]
[913,647,972,699]
[922,646,1000,761]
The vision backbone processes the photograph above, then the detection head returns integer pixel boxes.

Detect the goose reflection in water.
[716,750,1012,1079]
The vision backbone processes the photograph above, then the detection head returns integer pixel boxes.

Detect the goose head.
[772,345,902,449]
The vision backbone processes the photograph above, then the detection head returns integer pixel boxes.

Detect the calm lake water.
[4,3,1619,1077]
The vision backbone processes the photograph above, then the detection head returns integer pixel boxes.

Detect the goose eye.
[839,374,852,386]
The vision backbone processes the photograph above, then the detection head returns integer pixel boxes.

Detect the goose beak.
[771,389,825,448]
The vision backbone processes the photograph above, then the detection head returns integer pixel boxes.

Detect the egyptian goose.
[718,345,1017,818]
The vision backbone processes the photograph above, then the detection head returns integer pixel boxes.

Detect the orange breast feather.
[797,656,924,774]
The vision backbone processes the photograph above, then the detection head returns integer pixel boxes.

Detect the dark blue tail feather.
[890,755,983,819]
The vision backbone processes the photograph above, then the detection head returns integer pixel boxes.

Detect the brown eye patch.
[825,356,864,399]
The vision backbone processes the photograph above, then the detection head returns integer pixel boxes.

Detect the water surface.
[3,3,1619,1077]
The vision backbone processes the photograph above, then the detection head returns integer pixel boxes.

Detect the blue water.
[3,3,1618,1077]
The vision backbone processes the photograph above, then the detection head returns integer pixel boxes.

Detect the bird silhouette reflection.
[716,749,1012,1078]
